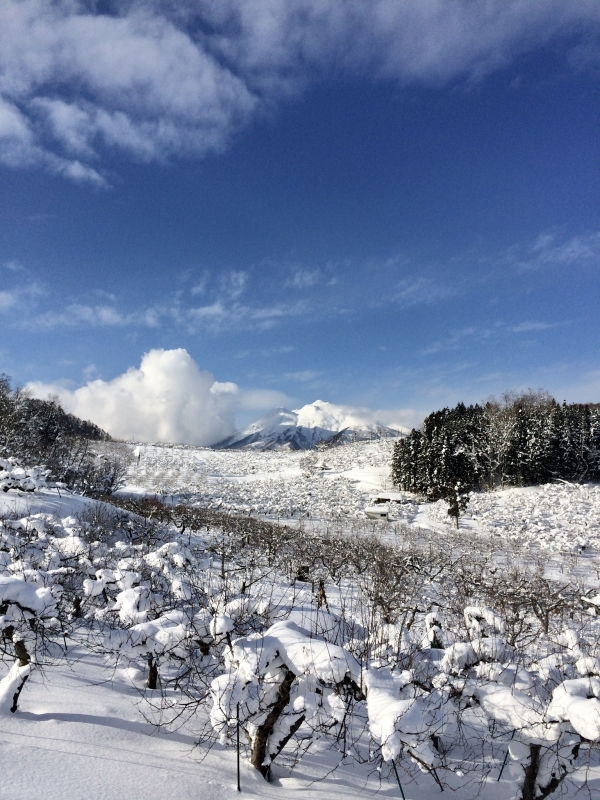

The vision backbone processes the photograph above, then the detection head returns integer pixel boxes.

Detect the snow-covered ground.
[0,640,381,800]
[3,444,600,800]
[124,441,600,557]
[122,439,398,520]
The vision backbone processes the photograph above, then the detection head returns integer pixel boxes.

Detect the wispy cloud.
[423,319,557,355]
[3,260,24,272]
[290,269,320,289]
[509,321,555,333]
[32,304,130,328]
[220,271,248,298]
[392,277,455,308]
[503,231,600,272]
[1,2,599,182]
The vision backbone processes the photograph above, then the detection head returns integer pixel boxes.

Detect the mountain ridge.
[213,400,402,450]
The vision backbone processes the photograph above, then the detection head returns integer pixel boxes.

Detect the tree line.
[392,391,600,502]
[0,373,129,496]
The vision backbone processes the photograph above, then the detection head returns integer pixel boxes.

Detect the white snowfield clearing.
[0,644,375,800]
[125,441,600,554]
[123,439,397,520]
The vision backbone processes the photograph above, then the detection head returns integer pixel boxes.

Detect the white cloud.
[24,346,421,443]
[291,269,320,289]
[0,290,18,312]
[373,407,424,433]
[1,1,600,181]
[506,231,600,271]
[26,348,297,445]
[27,348,239,446]
[509,321,554,333]
[239,388,294,409]
[392,277,454,308]
[220,271,248,298]
[0,282,42,314]
[4,260,24,272]
[32,304,130,328]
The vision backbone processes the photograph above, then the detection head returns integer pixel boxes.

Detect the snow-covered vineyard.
[1,444,600,799]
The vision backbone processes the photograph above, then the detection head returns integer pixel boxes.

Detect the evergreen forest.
[392,391,600,500]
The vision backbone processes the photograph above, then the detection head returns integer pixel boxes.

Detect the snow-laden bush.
[210,618,364,778]
[0,458,53,493]
[1,491,600,799]
[0,519,61,712]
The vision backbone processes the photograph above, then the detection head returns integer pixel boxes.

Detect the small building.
[365,504,389,520]
[368,492,405,505]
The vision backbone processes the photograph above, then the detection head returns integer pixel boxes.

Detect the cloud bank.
[27,348,240,446]
[2,1,600,182]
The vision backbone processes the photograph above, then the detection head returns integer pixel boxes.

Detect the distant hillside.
[0,373,121,493]
[214,399,401,450]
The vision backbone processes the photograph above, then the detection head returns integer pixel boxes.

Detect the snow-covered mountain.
[214,400,402,450]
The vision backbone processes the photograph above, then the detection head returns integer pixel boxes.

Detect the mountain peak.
[213,400,401,450]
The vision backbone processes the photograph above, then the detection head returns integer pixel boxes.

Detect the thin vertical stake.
[236,702,241,792]
[392,760,407,800]
[498,729,515,782]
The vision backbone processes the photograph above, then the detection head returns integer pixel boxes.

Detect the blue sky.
[1,1,600,440]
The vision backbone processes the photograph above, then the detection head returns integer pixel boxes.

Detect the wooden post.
[498,730,515,781]
[237,702,241,792]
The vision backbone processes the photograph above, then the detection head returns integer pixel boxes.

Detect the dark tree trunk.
[10,674,29,713]
[146,653,158,689]
[522,744,541,800]
[14,639,30,667]
[521,743,571,800]
[250,668,297,780]
[10,639,31,713]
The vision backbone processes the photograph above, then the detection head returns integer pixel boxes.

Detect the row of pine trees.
[392,391,600,500]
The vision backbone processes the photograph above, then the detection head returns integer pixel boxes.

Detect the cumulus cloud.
[24,347,421,443]
[27,348,240,446]
[1,1,600,181]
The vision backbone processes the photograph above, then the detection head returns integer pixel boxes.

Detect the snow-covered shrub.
[0,520,62,712]
[0,458,52,493]
[210,619,364,779]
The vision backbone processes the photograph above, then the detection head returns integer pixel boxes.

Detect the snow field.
[124,439,397,519]
[126,441,600,558]
[425,481,600,553]
[3,446,600,799]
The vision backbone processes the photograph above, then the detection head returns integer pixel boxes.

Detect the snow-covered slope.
[214,400,401,450]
